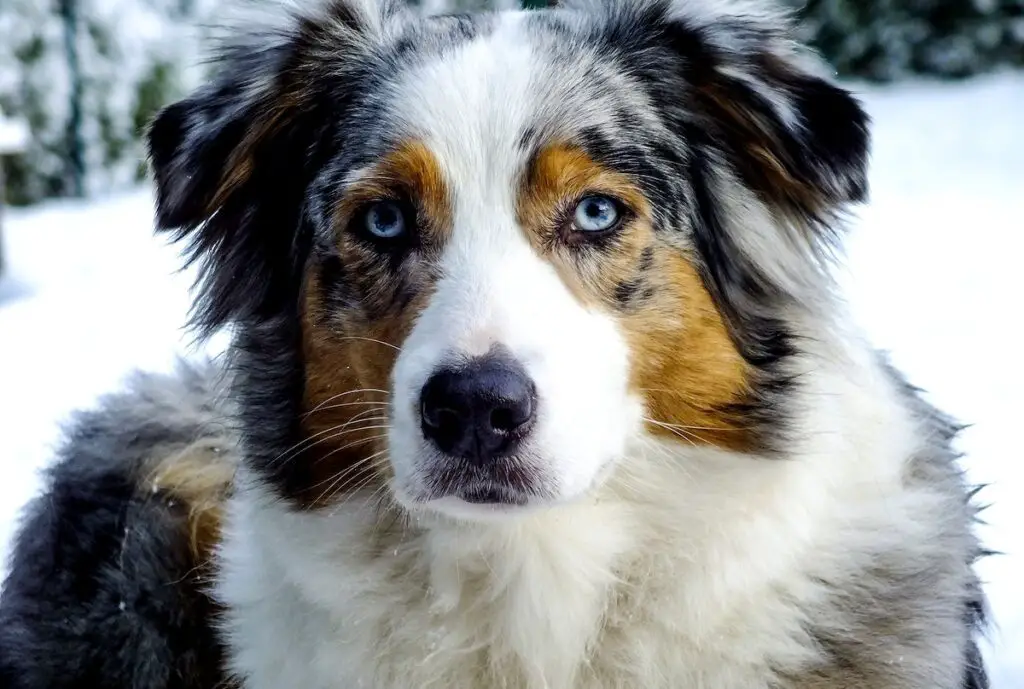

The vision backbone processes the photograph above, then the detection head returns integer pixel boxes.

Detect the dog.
[0,0,990,687]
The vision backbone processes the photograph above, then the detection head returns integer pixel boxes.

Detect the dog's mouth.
[422,457,541,506]
[452,481,530,506]
[389,451,550,516]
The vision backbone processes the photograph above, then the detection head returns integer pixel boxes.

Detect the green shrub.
[790,0,1024,81]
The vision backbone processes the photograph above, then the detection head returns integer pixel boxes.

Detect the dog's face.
[148,0,868,517]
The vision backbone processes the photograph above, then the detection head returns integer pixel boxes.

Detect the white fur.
[386,15,640,515]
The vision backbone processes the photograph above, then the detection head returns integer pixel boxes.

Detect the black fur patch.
[228,313,313,503]
[148,85,325,336]
[614,276,643,307]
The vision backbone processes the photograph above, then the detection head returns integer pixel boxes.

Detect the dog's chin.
[386,436,623,522]
[425,494,538,522]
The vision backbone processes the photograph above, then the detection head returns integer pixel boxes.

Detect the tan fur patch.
[147,440,236,561]
[296,140,450,509]
[622,254,755,451]
[517,143,653,307]
[297,273,400,509]
[519,143,755,451]
[334,139,452,244]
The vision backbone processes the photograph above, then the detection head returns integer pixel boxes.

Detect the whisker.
[306,449,389,497]
[642,418,750,433]
[276,425,390,469]
[314,453,391,507]
[334,336,400,351]
[269,417,390,468]
[349,480,398,522]
[304,388,391,417]
[300,399,389,420]
[643,417,702,448]
[267,424,375,470]
[311,434,387,467]
[638,386,732,405]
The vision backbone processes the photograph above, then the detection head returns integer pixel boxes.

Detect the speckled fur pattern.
[0,0,989,688]
[0,362,239,689]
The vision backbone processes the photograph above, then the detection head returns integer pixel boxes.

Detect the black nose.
[420,353,537,462]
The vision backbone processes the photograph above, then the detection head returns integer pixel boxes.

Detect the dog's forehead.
[381,10,636,185]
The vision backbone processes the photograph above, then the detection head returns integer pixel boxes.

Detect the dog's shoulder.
[0,360,237,689]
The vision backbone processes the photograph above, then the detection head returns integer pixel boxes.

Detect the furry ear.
[146,0,404,335]
[147,61,315,335]
[659,0,870,221]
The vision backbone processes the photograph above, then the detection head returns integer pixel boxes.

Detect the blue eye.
[364,201,406,239]
[573,195,620,233]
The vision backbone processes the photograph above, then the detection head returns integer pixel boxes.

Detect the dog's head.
[148,0,868,518]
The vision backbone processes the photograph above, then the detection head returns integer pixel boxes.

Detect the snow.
[1,71,1022,685]
[0,0,71,202]
[0,113,29,154]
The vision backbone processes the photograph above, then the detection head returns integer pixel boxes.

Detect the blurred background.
[1,0,1022,685]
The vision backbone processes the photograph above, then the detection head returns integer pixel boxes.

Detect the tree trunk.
[0,157,6,278]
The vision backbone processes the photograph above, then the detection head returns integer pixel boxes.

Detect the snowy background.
[1,66,1022,689]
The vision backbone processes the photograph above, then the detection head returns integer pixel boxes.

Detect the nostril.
[421,397,463,431]
[489,395,534,434]
[420,400,441,429]
[490,406,517,433]
[436,408,463,432]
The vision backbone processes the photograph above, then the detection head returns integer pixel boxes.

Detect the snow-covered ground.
[1,71,1022,685]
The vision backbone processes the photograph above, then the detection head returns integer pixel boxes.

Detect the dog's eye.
[363,201,407,239]
[573,195,621,233]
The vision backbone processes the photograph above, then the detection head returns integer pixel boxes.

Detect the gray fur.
[785,361,990,689]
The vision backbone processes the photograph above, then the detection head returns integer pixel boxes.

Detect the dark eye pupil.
[376,206,398,227]
[586,201,604,218]
[365,201,406,239]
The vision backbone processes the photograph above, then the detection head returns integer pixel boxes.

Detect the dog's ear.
[574,0,869,222]
[659,0,870,221]
[146,0,405,335]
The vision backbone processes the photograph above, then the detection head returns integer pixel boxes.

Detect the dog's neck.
[409,497,635,686]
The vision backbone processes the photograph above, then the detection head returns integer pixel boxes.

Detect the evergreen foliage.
[792,0,1024,81]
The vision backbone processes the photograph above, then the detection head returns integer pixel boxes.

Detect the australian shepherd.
[0,0,990,687]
